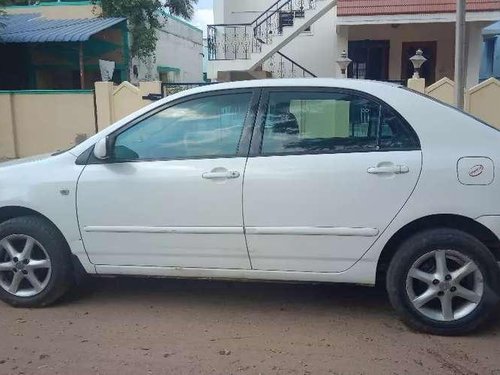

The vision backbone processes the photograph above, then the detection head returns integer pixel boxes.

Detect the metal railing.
[207,0,319,61]
[207,24,260,61]
[263,51,317,78]
[254,0,316,47]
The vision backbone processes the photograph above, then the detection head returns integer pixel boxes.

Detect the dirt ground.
[0,277,499,375]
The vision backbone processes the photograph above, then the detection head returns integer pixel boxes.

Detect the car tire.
[0,216,74,307]
[386,228,500,335]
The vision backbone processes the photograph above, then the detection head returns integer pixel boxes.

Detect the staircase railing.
[263,51,317,78]
[207,23,256,60]
[207,0,319,61]
[254,0,316,46]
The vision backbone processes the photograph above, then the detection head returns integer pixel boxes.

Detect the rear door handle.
[367,165,409,175]
[202,170,240,180]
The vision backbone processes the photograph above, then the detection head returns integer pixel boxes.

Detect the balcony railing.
[207,24,260,61]
[254,0,316,47]
[207,0,319,61]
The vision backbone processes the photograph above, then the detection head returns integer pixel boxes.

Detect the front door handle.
[367,164,409,175]
[202,170,240,180]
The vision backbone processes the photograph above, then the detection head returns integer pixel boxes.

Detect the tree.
[0,0,8,15]
[95,0,198,61]
[165,0,196,20]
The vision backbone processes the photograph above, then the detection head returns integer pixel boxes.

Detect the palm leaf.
[164,0,198,20]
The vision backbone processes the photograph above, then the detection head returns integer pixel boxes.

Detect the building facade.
[0,12,129,90]
[3,0,204,88]
[132,14,204,84]
[208,0,500,87]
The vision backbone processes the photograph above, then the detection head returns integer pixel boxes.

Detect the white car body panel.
[0,153,95,273]
[0,79,499,285]
[243,151,422,272]
[77,158,251,268]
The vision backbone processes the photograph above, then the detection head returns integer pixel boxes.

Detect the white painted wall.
[134,15,204,83]
[280,6,343,77]
[214,0,267,24]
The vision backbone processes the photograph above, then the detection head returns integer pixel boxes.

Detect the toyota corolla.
[0,79,499,335]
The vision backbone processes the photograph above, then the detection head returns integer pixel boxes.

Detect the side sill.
[94,261,377,285]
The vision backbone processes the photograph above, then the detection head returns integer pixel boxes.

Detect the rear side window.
[260,91,419,156]
[379,106,421,150]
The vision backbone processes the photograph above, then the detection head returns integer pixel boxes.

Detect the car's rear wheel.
[0,216,74,307]
[386,228,499,335]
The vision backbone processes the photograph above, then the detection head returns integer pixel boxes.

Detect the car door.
[77,89,259,268]
[243,88,422,273]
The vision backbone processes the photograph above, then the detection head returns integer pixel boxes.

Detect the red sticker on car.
[469,164,484,177]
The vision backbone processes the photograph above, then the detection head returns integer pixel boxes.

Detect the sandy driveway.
[0,277,499,375]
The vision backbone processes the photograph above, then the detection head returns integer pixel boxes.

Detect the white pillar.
[407,78,426,93]
[465,22,483,88]
[335,25,349,78]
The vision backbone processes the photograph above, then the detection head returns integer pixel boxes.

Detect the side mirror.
[93,137,110,160]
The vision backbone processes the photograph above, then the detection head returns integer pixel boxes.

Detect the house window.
[302,25,312,34]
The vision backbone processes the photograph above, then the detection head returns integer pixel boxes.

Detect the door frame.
[79,87,263,166]
[248,86,420,157]
[76,87,264,269]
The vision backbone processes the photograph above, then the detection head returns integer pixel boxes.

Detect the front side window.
[260,91,419,155]
[113,93,252,161]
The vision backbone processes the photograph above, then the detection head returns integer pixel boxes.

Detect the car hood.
[0,153,53,169]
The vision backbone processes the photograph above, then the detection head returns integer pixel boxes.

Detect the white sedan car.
[0,79,499,335]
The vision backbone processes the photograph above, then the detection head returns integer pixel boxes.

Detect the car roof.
[182,78,401,96]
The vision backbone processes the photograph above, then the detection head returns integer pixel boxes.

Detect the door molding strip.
[84,226,243,234]
[84,226,379,237]
[245,227,379,237]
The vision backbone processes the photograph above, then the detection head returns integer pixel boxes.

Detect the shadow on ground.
[63,275,500,335]
[67,276,388,307]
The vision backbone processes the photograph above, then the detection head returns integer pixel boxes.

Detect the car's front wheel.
[387,228,499,335]
[0,216,74,307]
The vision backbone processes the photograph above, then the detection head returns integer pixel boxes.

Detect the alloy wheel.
[405,249,484,322]
[0,234,52,297]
